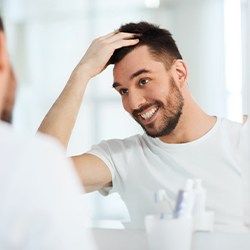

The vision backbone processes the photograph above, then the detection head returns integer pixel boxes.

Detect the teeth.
[141,107,158,120]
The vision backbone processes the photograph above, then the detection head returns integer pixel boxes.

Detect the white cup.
[145,214,193,250]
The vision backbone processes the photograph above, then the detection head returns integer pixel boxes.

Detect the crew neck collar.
[144,117,221,149]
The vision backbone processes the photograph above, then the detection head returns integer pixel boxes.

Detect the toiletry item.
[193,211,214,232]
[192,179,206,215]
[154,189,172,218]
[145,214,193,250]
[173,179,194,218]
[192,179,214,232]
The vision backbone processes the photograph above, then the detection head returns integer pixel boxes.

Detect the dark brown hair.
[109,21,182,69]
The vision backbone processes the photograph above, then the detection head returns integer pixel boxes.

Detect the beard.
[1,67,16,124]
[1,108,13,123]
[132,78,184,138]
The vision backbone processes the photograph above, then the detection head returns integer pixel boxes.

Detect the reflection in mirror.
[1,0,249,227]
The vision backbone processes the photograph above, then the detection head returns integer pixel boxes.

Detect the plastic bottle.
[192,179,206,215]
[192,179,214,232]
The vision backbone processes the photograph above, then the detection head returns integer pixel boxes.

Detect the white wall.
[246,0,250,113]
[165,0,226,116]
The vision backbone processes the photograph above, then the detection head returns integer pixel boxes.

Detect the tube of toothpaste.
[173,179,195,219]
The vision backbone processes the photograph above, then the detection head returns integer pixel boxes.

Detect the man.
[39,22,250,232]
[0,17,97,249]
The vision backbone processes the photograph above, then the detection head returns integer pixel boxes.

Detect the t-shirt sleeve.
[87,141,117,196]
[86,137,137,196]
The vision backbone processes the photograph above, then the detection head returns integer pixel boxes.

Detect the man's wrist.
[71,64,93,83]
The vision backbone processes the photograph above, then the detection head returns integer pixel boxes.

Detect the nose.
[125,90,146,112]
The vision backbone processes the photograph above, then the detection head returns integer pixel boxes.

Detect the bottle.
[192,179,214,232]
[192,179,206,215]
[173,179,194,218]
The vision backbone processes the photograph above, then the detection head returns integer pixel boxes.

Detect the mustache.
[132,101,162,117]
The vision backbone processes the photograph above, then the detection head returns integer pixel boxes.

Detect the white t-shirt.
[0,121,97,250]
[88,118,250,232]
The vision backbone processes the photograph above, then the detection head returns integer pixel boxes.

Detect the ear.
[171,59,188,88]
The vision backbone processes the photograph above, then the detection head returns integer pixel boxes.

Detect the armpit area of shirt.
[99,186,113,196]
[86,151,116,196]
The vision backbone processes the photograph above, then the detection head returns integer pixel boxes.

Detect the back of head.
[109,21,182,69]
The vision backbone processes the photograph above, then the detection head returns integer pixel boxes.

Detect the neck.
[159,95,217,144]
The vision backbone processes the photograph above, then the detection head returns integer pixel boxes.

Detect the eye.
[139,78,149,86]
[119,88,128,96]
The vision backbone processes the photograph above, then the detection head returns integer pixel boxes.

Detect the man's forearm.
[38,67,90,147]
[38,31,139,147]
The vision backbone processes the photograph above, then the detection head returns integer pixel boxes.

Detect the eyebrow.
[112,82,120,89]
[130,69,151,80]
[112,68,151,89]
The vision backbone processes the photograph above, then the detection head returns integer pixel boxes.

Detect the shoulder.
[91,134,146,151]
[0,121,63,150]
[217,118,249,147]
[219,118,242,135]
[0,121,71,172]
[219,117,242,128]
[0,121,83,193]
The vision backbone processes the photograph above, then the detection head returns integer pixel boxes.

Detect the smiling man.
[112,48,185,138]
[39,22,250,232]
[112,45,187,140]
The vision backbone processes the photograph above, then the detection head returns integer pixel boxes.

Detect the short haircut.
[109,21,182,69]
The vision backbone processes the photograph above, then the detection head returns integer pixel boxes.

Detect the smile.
[140,107,158,120]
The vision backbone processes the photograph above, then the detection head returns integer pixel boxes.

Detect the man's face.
[113,45,184,138]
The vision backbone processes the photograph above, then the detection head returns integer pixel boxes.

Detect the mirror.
[2,0,249,226]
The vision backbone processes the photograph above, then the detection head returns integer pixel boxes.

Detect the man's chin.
[145,132,159,138]
[141,126,163,138]
[1,110,13,124]
[136,119,172,138]
[141,123,175,138]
